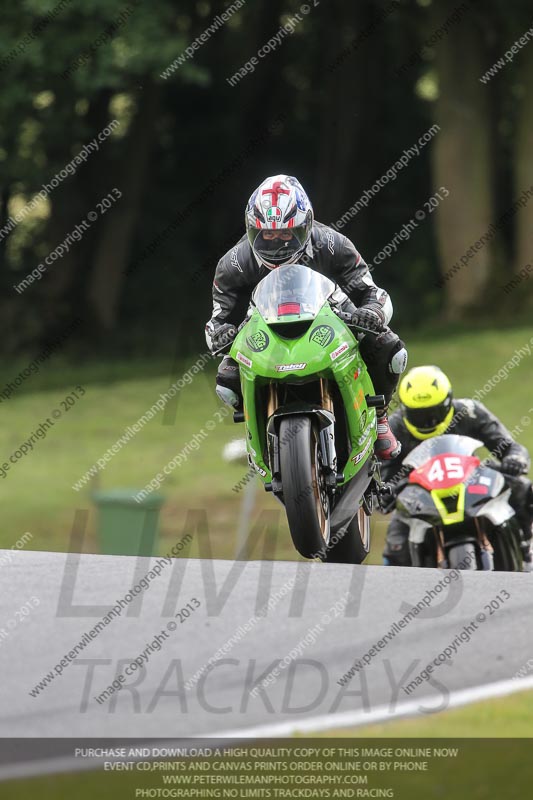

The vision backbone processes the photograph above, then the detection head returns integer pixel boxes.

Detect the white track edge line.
[214,673,533,738]
[1,674,533,781]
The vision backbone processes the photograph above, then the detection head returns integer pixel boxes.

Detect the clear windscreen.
[252,264,336,323]
[403,434,483,469]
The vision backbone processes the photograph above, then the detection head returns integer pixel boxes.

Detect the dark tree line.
[0,0,531,356]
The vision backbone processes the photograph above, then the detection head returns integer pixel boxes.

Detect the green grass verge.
[2,691,533,800]
[1,325,533,561]
[305,687,533,737]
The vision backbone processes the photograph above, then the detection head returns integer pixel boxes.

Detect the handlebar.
[331,307,379,337]
[211,326,237,357]
[213,304,380,358]
[212,316,254,356]
[483,459,503,472]
[381,477,409,497]
[483,459,524,479]
[378,477,410,512]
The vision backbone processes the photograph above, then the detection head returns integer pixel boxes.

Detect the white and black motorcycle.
[390,434,524,571]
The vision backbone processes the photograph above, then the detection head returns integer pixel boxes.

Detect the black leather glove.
[210,323,237,353]
[501,454,529,477]
[351,304,385,333]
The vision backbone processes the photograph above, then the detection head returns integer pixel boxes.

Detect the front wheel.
[447,543,478,570]
[489,521,523,571]
[279,416,330,559]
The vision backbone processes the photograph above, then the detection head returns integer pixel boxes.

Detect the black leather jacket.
[206,221,391,350]
[381,398,530,484]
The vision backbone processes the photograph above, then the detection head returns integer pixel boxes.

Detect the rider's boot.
[374,407,401,460]
[216,385,241,409]
[215,357,243,410]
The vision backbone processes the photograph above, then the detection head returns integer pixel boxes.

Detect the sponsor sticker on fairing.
[351,436,373,465]
[355,427,373,447]
[309,324,335,347]
[236,352,252,367]
[275,363,307,372]
[246,330,269,352]
[330,342,349,361]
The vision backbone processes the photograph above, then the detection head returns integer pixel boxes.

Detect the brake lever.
[211,326,238,357]
[211,344,232,357]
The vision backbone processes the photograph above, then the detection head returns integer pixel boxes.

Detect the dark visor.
[250,227,307,264]
[404,398,452,431]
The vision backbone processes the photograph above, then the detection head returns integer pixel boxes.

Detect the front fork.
[319,379,337,488]
[266,379,338,494]
[426,522,494,570]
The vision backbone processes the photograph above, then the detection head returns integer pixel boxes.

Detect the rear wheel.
[325,505,371,564]
[279,416,331,559]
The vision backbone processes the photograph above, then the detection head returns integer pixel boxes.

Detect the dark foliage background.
[1,0,532,358]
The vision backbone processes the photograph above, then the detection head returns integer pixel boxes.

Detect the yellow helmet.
[398,365,453,440]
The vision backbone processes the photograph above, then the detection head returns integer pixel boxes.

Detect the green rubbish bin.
[92,489,165,557]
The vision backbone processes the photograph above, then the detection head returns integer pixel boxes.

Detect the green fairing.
[230,299,377,485]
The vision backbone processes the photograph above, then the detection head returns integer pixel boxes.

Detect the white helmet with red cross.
[245,174,314,269]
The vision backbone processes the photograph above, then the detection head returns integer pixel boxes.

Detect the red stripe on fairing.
[287,218,295,228]
[355,252,362,266]
[272,221,276,229]
[256,219,262,228]
[278,302,301,316]
[468,485,489,495]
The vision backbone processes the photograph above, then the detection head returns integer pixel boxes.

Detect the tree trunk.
[86,83,160,332]
[0,184,12,268]
[431,2,494,319]
[314,0,366,218]
[41,90,113,337]
[238,0,285,144]
[514,43,533,299]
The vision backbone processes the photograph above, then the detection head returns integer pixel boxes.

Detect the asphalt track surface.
[1,549,532,745]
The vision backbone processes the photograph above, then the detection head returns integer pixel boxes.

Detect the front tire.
[447,542,478,570]
[489,521,523,571]
[279,416,330,559]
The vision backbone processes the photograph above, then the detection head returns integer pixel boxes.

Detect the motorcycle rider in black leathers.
[205,174,408,459]
[381,365,533,568]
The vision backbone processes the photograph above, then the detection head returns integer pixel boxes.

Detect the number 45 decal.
[427,456,464,482]
[410,453,480,491]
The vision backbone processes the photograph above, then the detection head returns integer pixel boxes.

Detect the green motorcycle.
[229,264,383,563]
